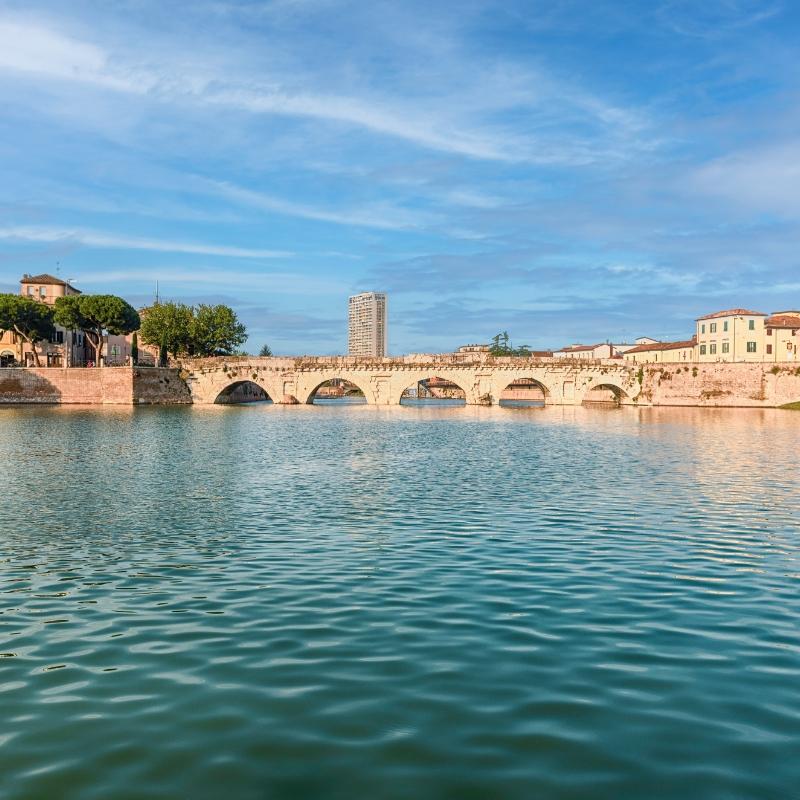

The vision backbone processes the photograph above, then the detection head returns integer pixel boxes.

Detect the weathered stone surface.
[0,367,191,405]
[2,360,798,408]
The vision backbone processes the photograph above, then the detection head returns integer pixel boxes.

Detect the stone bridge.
[179,355,644,406]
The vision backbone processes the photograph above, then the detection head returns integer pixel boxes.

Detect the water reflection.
[1,404,799,799]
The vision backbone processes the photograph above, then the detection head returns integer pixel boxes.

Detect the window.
[39,287,46,298]
[767,344,773,355]
[710,343,717,354]
[700,345,707,355]
[710,323,717,333]
[701,324,706,334]
[747,341,757,353]
[748,320,755,330]
[789,342,794,351]
[27,286,34,296]
[767,328,773,336]
[722,343,729,354]
[723,321,728,332]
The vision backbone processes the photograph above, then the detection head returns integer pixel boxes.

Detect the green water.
[1,404,799,799]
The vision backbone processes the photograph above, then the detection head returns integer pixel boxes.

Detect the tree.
[0,294,56,367]
[258,344,273,357]
[489,331,511,356]
[130,332,139,365]
[190,304,247,357]
[54,295,140,366]
[139,302,193,364]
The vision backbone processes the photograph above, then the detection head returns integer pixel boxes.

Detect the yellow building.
[622,337,696,364]
[764,311,800,362]
[695,308,767,363]
[0,328,20,366]
[12,274,86,366]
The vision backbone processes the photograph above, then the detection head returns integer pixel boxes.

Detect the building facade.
[12,274,88,366]
[764,312,800,362]
[623,338,696,364]
[695,309,768,363]
[348,292,388,357]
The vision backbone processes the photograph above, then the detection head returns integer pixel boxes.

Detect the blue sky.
[1,0,798,354]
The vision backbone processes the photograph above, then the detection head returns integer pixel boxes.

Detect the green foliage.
[0,294,56,366]
[489,331,534,357]
[139,302,193,363]
[258,344,273,357]
[54,294,140,364]
[131,332,139,365]
[139,301,247,362]
[190,304,247,357]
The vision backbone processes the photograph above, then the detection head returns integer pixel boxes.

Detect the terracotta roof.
[766,313,800,329]
[696,308,767,321]
[625,337,695,354]
[558,343,603,352]
[20,273,72,286]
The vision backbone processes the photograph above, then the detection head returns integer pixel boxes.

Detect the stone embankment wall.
[636,363,800,408]
[0,368,192,405]
[132,368,193,405]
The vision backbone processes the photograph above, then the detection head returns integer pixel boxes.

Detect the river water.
[1,404,799,799]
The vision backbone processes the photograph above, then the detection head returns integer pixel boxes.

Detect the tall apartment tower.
[348,292,388,357]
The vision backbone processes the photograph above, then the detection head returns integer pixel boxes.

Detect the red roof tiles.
[696,308,767,321]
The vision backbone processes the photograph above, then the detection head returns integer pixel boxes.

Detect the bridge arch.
[395,373,470,406]
[304,376,368,405]
[497,375,550,406]
[581,381,631,405]
[211,378,275,404]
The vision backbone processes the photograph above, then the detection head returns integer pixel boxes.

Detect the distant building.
[554,343,616,360]
[348,292,387,357]
[457,344,490,355]
[623,337,696,364]
[3,274,88,366]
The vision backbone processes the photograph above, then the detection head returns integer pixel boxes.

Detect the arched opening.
[0,350,16,368]
[582,383,627,407]
[498,377,547,408]
[308,378,367,405]
[400,376,466,406]
[214,380,272,405]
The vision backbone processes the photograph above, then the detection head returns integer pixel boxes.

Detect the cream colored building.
[8,274,87,366]
[696,308,768,363]
[764,311,800,362]
[348,292,388,357]
[623,337,696,364]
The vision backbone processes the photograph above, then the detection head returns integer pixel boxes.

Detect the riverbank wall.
[636,362,800,408]
[0,367,192,405]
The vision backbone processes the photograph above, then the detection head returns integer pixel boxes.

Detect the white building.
[348,292,388,357]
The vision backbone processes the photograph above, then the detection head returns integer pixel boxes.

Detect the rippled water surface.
[1,404,799,799]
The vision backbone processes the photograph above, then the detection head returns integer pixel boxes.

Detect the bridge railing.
[177,354,632,370]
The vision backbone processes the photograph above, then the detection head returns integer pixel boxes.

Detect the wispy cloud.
[207,180,433,230]
[0,226,291,258]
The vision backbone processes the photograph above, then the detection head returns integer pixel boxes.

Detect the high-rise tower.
[348,292,388,357]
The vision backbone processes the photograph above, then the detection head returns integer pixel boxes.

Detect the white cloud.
[690,142,800,217]
[208,180,432,230]
[0,226,291,258]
